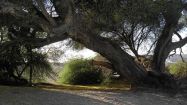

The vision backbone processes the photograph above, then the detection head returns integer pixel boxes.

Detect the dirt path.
[0,86,186,105]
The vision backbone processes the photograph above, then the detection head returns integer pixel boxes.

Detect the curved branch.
[172,37,187,50]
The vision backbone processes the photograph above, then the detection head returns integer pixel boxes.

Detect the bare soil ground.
[0,86,186,105]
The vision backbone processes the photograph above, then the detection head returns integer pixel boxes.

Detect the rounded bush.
[168,61,187,79]
[58,59,103,85]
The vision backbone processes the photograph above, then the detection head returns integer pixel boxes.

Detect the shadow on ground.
[0,86,186,105]
[0,86,110,105]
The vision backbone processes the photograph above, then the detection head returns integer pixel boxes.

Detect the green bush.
[58,59,103,85]
[22,52,55,83]
[168,61,187,79]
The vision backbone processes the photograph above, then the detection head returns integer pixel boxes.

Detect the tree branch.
[146,39,157,56]
[172,37,187,50]
[35,0,57,26]
[174,31,182,40]
[179,48,185,62]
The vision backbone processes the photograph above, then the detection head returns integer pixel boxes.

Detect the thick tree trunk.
[152,40,171,72]
[151,5,182,72]
[150,17,181,89]
[69,31,177,89]
[70,31,147,83]
[152,21,178,72]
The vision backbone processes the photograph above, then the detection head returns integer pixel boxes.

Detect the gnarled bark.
[152,1,183,73]
[151,22,175,72]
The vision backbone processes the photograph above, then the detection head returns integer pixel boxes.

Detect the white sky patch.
[58,48,97,63]
[173,28,187,54]
[39,39,97,63]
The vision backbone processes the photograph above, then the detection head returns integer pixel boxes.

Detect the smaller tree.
[0,26,54,85]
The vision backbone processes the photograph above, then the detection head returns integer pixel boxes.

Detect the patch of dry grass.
[36,83,132,91]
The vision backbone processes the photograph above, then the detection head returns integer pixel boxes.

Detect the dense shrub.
[58,59,103,85]
[168,61,187,79]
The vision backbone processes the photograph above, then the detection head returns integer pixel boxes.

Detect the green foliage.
[0,42,54,83]
[75,0,172,31]
[23,52,54,82]
[58,59,103,85]
[168,61,187,79]
[75,0,122,30]
[0,27,54,83]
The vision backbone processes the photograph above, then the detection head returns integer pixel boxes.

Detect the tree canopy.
[1,0,187,87]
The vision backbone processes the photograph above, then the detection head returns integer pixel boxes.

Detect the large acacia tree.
[1,0,187,87]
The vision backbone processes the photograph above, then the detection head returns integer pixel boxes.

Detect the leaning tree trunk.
[70,31,148,83]
[49,0,180,88]
[69,30,178,88]
[72,32,147,81]
[52,0,152,84]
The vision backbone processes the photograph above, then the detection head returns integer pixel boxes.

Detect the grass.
[0,83,131,93]
[35,82,132,91]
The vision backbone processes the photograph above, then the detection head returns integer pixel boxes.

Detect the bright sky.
[40,40,97,63]
[58,48,97,62]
